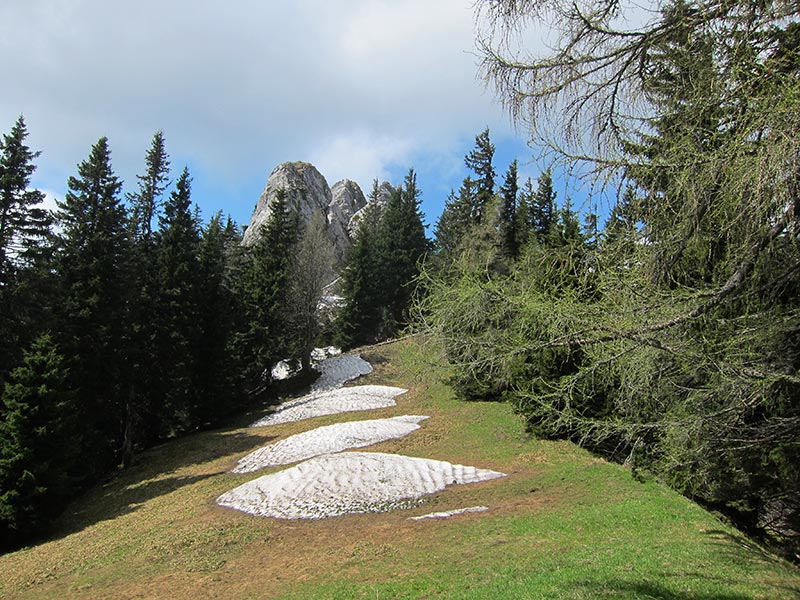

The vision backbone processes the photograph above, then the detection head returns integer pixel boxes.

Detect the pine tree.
[464,128,496,223]
[531,169,556,244]
[154,167,201,433]
[0,117,53,379]
[433,177,475,263]
[55,137,129,476]
[0,334,79,549]
[194,212,238,423]
[233,189,299,395]
[378,169,428,334]
[498,160,519,259]
[336,191,385,348]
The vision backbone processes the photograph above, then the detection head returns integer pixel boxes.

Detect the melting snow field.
[220,351,505,521]
[249,385,407,427]
[311,353,373,391]
[233,415,429,473]
[217,452,506,519]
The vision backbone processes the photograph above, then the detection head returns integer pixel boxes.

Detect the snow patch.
[217,452,506,519]
[249,385,407,427]
[408,506,490,520]
[311,353,373,391]
[233,415,429,472]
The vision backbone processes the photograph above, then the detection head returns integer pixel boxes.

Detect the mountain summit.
[243,161,391,265]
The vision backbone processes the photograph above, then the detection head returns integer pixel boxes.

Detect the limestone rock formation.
[329,179,366,262]
[242,162,371,265]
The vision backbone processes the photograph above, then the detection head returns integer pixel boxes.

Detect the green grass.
[1,338,798,599]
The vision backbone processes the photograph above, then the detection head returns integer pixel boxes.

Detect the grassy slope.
[1,338,798,599]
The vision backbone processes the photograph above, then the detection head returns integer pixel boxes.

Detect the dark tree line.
[335,170,429,348]
[0,120,430,549]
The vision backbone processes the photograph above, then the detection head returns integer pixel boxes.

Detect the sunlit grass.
[0,338,797,599]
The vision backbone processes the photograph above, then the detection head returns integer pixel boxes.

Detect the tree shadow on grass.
[44,429,278,544]
[574,580,783,600]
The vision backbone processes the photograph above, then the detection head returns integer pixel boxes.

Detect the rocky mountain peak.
[242,162,372,265]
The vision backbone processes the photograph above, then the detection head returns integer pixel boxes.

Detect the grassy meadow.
[1,338,798,599]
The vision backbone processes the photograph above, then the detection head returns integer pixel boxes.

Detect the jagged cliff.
[242,161,392,265]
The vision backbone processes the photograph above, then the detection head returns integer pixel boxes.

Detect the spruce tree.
[336,190,385,348]
[531,169,556,244]
[122,132,171,459]
[288,209,336,374]
[233,189,299,395]
[498,160,519,259]
[154,167,201,433]
[55,137,129,476]
[515,177,535,249]
[194,212,238,423]
[0,117,53,379]
[378,169,428,334]
[0,334,79,549]
[464,128,496,223]
[433,177,475,263]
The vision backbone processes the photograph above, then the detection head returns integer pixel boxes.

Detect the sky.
[0,0,569,231]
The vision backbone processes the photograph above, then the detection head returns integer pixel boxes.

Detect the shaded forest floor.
[1,338,799,599]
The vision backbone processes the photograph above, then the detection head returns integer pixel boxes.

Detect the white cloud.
[0,0,526,224]
[309,131,415,188]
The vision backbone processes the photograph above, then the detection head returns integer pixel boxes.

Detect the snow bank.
[311,353,373,391]
[233,415,429,472]
[217,452,506,519]
[249,385,407,427]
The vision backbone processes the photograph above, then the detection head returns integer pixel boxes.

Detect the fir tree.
[464,128,496,223]
[0,334,79,549]
[55,137,129,476]
[336,190,385,348]
[498,160,519,259]
[378,169,429,334]
[155,167,201,433]
[0,117,53,379]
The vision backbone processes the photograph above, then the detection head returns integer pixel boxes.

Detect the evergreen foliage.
[232,188,299,395]
[154,167,201,434]
[498,160,519,259]
[0,334,79,549]
[464,128,496,223]
[377,169,428,333]
[416,0,800,557]
[55,137,130,477]
[433,177,475,264]
[0,117,53,380]
[336,189,385,348]
[288,209,336,373]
